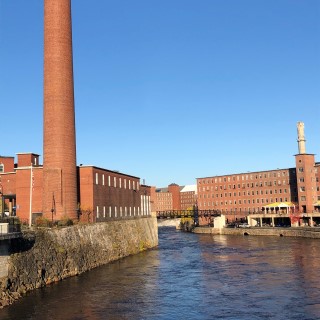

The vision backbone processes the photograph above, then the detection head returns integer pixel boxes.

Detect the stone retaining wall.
[0,216,158,308]
[194,226,320,239]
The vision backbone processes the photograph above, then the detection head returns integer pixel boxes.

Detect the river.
[0,227,320,320]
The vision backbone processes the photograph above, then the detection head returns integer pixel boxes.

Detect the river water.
[1,227,320,320]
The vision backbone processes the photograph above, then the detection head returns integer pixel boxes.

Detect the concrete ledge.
[194,227,320,239]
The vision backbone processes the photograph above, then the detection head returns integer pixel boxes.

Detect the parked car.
[238,223,250,228]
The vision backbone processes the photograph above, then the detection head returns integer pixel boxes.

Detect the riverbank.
[194,226,320,238]
[0,216,158,308]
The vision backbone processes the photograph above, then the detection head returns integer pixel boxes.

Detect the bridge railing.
[156,210,221,219]
[0,217,21,234]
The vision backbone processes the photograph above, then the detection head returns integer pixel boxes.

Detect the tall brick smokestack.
[43,0,78,220]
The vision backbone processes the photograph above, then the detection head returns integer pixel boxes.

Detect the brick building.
[197,122,320,225]
[78,165,151,222]
[151,183,197,212]
[0,154,151,223]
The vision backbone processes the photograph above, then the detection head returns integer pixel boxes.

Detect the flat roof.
[78,165,140,179]
[197,167,296,180]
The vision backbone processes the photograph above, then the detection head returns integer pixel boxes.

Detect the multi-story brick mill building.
[197,122,320,226]
[150,183,197,212]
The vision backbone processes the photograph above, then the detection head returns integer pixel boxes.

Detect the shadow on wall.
[8,232,36,254]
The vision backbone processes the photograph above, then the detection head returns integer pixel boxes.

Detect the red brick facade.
[43,0,78,220]
[197,163,320,218]
[151,184,197,212]
[197,168,297,215]
[180,189,197,210]
[295,154,318,213]
[0,154,151,223]
[79,166,151,222]
[0,157,14,173]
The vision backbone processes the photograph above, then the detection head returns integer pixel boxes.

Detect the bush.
[35,217,52,228]
[57,217,74,227]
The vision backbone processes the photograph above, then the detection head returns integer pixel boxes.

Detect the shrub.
[35,217,52,228]
[57,217,74,227]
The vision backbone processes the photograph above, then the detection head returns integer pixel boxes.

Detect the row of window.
[199,188,290,199]
[157,193,171,196]
[297,167,316,173]
[200,197,289,207]
[199,180,290,192]
[96,205,146,218]
[96,196,150,218]
[198,171,292,185]
[95,173,139,190]
[200,207,286,213]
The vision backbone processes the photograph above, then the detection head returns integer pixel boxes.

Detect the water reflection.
[1,228,320,320]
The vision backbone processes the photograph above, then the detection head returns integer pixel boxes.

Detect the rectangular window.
[108,176,111,186]
[95,173,99,185]
[119,178,121,188]
[109,206,112,217]
[0,164,4,173]
[103,206,106,218]
[96,206,99,218]
[114,177,117,188]
[102,174,105,186]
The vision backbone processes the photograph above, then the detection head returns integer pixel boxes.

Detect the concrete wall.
[0,216,158,308]
[194,226,320,238]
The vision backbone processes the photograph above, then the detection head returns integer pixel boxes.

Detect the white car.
[238,223,250,228]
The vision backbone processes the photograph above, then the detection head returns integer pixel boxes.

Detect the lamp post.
[51,193,56,224]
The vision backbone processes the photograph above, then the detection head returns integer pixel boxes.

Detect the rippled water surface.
[1,227,320,320]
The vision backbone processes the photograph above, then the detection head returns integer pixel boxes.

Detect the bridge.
[156,209,221,221]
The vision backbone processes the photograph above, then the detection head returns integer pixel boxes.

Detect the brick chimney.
[42,0,78,220]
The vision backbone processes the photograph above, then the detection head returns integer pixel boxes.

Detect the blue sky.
[0,0,319,187]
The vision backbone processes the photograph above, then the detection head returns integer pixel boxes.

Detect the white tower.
[297,121,306,154]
